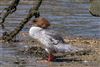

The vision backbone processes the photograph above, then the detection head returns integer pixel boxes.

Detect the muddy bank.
[0,32,100,67]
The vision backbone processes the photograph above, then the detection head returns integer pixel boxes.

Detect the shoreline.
[0,33,100,45]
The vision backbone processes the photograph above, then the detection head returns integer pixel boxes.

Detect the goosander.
[29,17,83,61]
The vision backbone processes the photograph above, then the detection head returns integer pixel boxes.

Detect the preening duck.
[29,17,83,62]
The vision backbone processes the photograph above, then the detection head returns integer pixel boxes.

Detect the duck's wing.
[42,30,83,53]
[43,30,65,45]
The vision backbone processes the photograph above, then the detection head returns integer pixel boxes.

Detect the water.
[0,0,100,38]
[0,0,100,67]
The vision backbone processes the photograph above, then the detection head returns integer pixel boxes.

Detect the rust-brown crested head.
[32,17,50,29]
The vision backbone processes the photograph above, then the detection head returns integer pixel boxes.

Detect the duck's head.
[32,17,50,29]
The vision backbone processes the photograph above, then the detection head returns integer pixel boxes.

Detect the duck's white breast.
[29,26,43,39]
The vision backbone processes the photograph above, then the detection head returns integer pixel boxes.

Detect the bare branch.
[0,0,20,29]
[2,0,43,42]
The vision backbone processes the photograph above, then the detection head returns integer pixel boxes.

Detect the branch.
[2,0,43,42]
[0,0,20,29]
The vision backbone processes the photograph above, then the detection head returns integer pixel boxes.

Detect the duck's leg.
[47,53,55,61]
[36,53,55,63]
[45,48,56,61]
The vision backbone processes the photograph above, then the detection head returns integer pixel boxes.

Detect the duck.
[29,17,83,62]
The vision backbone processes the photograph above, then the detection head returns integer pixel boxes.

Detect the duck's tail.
[54,43,84,53]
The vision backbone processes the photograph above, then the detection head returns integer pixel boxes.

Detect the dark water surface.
[0,0,100,67]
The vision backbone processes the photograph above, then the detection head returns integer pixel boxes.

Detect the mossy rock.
[90,0,100,16]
